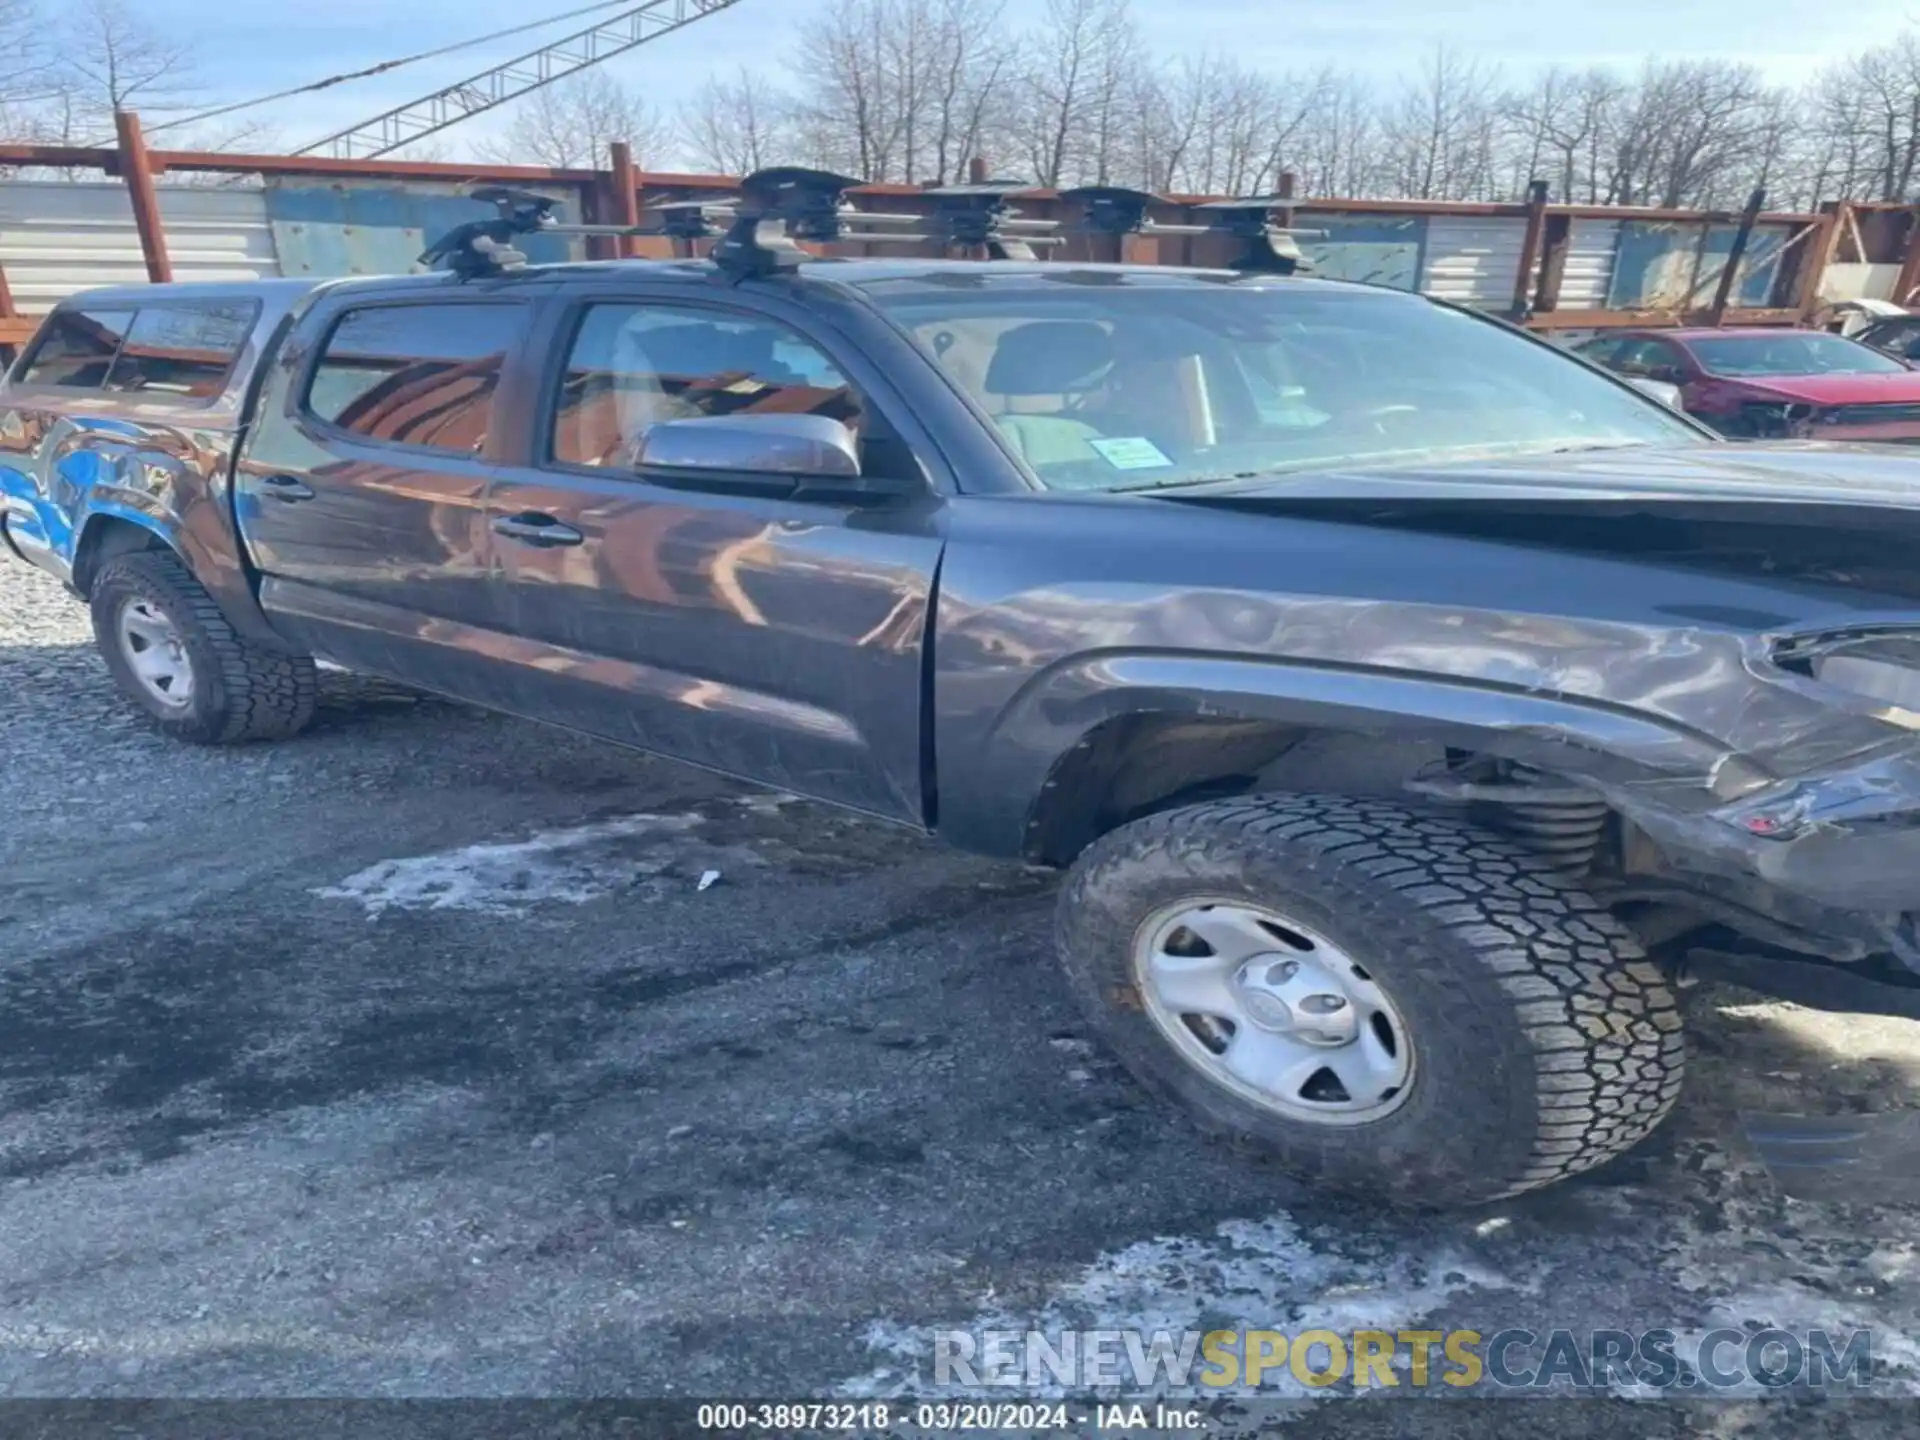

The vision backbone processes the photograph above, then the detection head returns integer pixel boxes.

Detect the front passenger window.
[551,303,862,469]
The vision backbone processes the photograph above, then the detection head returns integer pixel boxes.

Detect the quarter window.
[18,309,135,388]
[108,303,257,399]
[550,303,861,468]
[307,303,525,454]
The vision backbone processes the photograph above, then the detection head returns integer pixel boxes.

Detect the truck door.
[481,287,945,824]
[236,292,539,697]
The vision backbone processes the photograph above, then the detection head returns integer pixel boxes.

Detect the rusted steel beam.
[114,111,173,284]
[0,143,115,169]
[150,150,604,184]
[1511,179,1549,319]
[578,167,611,262]
[1548,201,1818,225]
[608,141,641,260]
[1707,187,1767,324]
[1792,210,1843,319]
[1892,206,1920,307]
[1532,212,1573,313]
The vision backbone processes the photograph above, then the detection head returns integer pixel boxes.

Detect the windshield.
[1687,333,1909,378]
[863,276,1703,492]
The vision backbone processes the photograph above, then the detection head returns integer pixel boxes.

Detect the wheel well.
[1025,719,1468,866]
[1025,716,1304,865]
[72,516,169,596]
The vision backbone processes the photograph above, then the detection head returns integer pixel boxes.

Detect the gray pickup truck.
[7,172,1920,1207]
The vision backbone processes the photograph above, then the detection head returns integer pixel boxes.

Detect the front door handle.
[258,474,314,502]
[492,511,583,547]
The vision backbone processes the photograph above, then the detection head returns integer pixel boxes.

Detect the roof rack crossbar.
[418,184,569,279]
[709,167,867,276]
[420,174,1320,279]
[1053,186,1321,274]
[1059,185,1159,236]
[924,182,1059,259]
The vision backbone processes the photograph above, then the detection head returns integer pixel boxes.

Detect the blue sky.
[142,0,1920,158]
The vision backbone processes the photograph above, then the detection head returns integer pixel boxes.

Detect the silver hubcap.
[1133,899,1414,1125]
[115,599,195,709]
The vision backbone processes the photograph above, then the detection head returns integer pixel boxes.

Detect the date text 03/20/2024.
[693,1401,1208,1430]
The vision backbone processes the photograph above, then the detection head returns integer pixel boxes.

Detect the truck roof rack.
[1058,187,1317,275]
[418,170,1317,280]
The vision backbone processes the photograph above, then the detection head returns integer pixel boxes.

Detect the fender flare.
[941,651,1746,860]
[66,465,290,652]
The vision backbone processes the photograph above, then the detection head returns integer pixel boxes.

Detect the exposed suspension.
[1406,757,1611,873]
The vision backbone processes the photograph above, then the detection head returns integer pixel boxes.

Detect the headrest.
[983,321,1114,395]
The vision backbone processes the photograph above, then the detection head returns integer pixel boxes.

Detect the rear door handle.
[492,511,583,547]
[258,474,314,502]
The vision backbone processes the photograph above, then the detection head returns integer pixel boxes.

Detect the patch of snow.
[314,814,702,917]
[840,1213,1511,1400]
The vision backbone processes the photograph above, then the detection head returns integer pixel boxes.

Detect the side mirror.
[1625,376,1684,408]
[636,412,863,478]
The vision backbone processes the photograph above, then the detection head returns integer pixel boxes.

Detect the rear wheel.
[1056,793,1685,1206]
[90,551,317,744]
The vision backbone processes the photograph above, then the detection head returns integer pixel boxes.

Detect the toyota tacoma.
[7,173,1920,1206]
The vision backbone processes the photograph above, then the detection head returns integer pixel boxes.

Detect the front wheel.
[1056,794,1685,1207]
[90,551,317,744]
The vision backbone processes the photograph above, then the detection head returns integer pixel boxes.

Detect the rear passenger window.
[19,309,134,388]
[306,302,524,454]
[550,303,861,468]
[108,303,256,399]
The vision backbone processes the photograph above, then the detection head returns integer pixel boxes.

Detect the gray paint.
[8,260,1920,967]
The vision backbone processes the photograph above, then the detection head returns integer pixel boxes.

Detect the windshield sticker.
[1088,436,1174,470]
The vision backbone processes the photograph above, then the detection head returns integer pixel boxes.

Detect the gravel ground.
[6,555,1920,1435]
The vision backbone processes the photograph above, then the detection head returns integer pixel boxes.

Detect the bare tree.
[682,67,789,174]
[1380,45,1501,200]
[1840,36,1920,199]
[1501,65,1618,201]
[1289,73,1384,198]
[0,0,50,129]
[46,0,195,141]
[789,0,903,181]
[1015,0,1137,187]
[923,0,1015,184]
[478,72,673,170]
[785,0,1009,184]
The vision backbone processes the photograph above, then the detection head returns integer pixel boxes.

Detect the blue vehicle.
[8,172,1920,1206]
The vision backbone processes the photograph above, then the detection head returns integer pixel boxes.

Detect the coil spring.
[1487,789,1610,873]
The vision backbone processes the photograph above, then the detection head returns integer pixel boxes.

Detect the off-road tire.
[1057,793,1685,1206]
[90,551,317,744]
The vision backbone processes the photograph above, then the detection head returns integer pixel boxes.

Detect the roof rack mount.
[1058,186,1321,274]
[419,170,1317,278]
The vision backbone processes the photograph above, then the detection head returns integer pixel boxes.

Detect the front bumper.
[1654,744,1920,914]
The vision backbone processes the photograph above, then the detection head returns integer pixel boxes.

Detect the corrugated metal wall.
[1819,261,1902,303]
[1419,215,1528,306]
[1558,220,1621,309]
[0,181,277,312]
[0,177,1805,321]
[264,179,586,277]
[1299,213,1425,289]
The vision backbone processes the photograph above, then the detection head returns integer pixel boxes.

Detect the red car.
[1574,327,1920,442]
